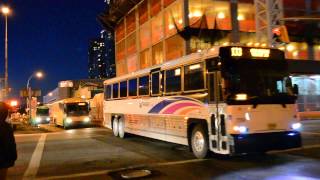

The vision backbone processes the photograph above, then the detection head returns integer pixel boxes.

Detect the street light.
[1,6,11,99]
[27,71,43,121]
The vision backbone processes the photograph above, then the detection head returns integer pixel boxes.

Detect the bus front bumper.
[231,131,301,154]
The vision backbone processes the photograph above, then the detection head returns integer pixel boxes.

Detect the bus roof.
[46,97,87,105]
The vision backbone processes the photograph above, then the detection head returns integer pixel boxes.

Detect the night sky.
[0,0,105,99]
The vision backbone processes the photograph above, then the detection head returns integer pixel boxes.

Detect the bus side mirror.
[293,84,299,95]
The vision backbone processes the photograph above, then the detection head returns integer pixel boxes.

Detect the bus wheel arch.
[187,119,209,159]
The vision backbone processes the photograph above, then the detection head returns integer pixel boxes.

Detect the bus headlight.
[291,123,302,130]
[46,117,50,122]
[84,117,90,123]
[233,126,248,133]
[66,118,73,124]
[36,117,41,123]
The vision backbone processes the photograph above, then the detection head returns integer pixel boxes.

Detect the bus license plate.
[268,123,277,130]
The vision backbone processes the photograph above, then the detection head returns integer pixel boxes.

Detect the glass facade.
[114,0,320,77]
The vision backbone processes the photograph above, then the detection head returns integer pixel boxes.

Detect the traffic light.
[272,25,290,43]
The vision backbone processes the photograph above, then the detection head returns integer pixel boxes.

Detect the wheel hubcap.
[193,131,204,152]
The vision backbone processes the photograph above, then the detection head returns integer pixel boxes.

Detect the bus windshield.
[65,103,89,116]
[36,108,49,116]
[222,59,296,105]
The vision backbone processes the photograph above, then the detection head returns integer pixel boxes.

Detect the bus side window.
[184,63,205,91]
[129,79,138,96]
[120,81,128,98]
[165,68,182,93]
[139,75,149,96]
[104,85,112,100]
[112,83,119,99]
[151,72,160,96]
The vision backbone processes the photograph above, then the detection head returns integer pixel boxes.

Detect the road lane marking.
[36,159,207,180]
[23,134,47,180]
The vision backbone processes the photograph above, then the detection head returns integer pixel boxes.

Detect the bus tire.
[118,117,125,138]
[191,124,209,159]
[112,117,119,137]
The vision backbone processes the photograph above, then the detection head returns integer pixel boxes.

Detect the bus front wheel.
[118,118,125,138]
[191,124,209,159]
[112,117,119,137]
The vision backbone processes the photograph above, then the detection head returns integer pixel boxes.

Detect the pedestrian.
[0,102,17,180]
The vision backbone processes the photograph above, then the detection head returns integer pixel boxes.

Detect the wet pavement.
[7,120,320,180]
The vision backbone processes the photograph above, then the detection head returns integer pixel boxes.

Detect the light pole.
[1,6,11,99]
[27,71,43,121]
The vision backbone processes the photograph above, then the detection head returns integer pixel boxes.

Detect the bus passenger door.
[208,72,229,154]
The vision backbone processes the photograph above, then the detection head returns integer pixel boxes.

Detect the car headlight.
[46,117,50,121]
[84,117,90,123]
[291,122,302,130]
[35,117,41,123]
[66,118,73,124]
[233,126,248,133]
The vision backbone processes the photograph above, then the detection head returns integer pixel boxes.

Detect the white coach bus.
[103,46,302,158]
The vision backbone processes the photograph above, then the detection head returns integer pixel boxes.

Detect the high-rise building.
[88,37,107,79]
[101,30,116,79]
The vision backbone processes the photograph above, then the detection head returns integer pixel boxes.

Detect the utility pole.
[230,0,240,44]
[305,0,314,60]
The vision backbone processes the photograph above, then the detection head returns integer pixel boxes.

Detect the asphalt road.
[7,120,320,180]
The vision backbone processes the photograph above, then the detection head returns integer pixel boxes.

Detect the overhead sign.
[20,89,41,97]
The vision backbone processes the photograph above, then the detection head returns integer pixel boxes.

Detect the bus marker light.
[233,126,248,133]
[291,123,302,130]
[245,113,251,121]
[235,94,247,101]
[66,118,73,124]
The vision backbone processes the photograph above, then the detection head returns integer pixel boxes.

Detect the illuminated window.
[164,0,175,7]
[126,33,137,56]
[116,59,127,76]
[115,20,125,42]
[140,49,151,69]
[126,10,136,35]
[151,0,162,17]
[139,0,149,25]
[140,22,151,50]
[238,3,255,32]
[151,14,164,44]
[116,40,125,61]
[127,54,138,73]
[164,0,183,38]
[152,42,164,65]
[165,34,184,61]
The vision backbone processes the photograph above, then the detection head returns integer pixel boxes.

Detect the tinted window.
[184,63,205,91]
[139,76,149,95]
[112,83,119,98]
[165,68,181,93]
[120,81,127,97]
[104,85,112,100]
[152,72,160,95]
[129,79,138,96]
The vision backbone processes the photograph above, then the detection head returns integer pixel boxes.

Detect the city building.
[99,0,320,77]
[88,37,107,79]
[98,0,320,117]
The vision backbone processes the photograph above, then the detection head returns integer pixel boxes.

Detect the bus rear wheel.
[191,124,209,159]
[112,117,119,137]
[118,118,125,138]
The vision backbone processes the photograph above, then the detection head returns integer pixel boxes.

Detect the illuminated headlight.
[84,117,90,123]
[233,126,248,133]
[36,117,41,123]
[46,117,50,122]
[66,118,73,124]
[291,123,302,130]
